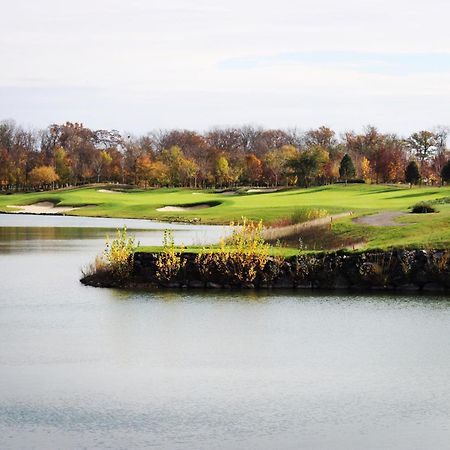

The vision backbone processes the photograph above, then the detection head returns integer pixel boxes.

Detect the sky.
[1,0,450,135]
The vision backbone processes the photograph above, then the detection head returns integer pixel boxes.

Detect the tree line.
[1,120,450,191]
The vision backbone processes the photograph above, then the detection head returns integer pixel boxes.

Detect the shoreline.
[0,210,227,226]
[81,249,450,293]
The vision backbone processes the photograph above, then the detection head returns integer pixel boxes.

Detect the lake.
[1,214,450,450]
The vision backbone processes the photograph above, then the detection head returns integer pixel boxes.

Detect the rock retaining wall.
[81,249,450,292]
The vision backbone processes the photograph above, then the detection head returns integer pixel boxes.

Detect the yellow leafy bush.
[155,230,186,283]
[103,227,137,280]
[195,248,215,282]
[202,218,270,285]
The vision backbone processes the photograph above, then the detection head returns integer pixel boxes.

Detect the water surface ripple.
[0,214,449,449]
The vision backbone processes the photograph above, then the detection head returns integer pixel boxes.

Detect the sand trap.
[220,191,238,196]
[98,189,121,194]
[156,204,212,212]
[7,202,84,215]
[353,211,407,227]
[246,188,280,194]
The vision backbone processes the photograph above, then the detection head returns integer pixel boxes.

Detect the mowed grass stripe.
[1,184,449,249]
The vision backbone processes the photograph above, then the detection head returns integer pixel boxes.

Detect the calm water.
[0,214,450,450]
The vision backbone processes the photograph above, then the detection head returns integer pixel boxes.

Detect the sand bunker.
[156,204,212,212]
[246,188,280,194]
[353,211,407,226]
[98,189,121,194]
[7,202,83,215]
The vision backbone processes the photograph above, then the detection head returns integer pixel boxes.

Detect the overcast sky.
[1,0,450,134]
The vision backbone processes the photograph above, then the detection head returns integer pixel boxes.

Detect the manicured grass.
[1,184,449,250]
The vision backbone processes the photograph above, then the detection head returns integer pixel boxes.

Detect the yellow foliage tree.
[360,157,372,182]
[28,166,59,187]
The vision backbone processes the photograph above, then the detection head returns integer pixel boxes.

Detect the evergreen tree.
[441,159,450,185]
[339,153,356,183]
[405,160,420,187]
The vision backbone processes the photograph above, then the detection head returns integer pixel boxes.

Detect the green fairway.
[1,184,449,249]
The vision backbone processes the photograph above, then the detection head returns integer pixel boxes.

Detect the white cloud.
[1,0,450,133]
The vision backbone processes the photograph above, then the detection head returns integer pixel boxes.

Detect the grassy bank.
[1,184,450,250]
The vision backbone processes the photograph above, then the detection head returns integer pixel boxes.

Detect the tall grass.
[196,218,271,285]
[155,230,186,283]
[82,227,137,280]
[290,207,328,224]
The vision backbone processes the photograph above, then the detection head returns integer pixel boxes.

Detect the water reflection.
[1,214,450,450]
[0,226,124,241]
[0,214,231,254]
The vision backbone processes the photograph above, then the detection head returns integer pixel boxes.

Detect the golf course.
[1,183,449,250]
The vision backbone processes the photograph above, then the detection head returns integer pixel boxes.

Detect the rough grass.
[137,245,301,258]
[1,183,450,250]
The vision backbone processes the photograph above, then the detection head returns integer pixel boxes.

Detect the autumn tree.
[0,120,38,190]
[407,131,438,166]
[251,129,291,156]
[304,126,337,154]
[263,145,299,186]
[54,147,72,185]
[123,135,152,184]
[46,122,97,184]
[429,127,449,180]
[244,154,263,185]
[206,128,242,153]
[371,136,406,183]
[360,157,372,182]
[161,146,198,187]
[239,125,263,154]
[29,166,59,188]
[149,161,169,186]
[182,158,200,188]
[136,154,154,187]
[1,120,447,191]
[93,150,112,183]
[215,155,231,187]
[288,147,329,187]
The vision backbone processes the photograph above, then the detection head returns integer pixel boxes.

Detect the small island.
[1,122,449,292]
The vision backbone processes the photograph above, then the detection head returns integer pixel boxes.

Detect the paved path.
[353,211,407,226]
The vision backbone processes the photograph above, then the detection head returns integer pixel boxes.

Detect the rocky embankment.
[81,249,450,292]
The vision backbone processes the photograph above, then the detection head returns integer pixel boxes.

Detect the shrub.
[335,179,366,184]
[430,197,450,205]
[195,248,216,283]
[103,227,137,280]
[411,202,436,214]
[197,218,270,286]
[155,230,186,283]
[81,255,108,278]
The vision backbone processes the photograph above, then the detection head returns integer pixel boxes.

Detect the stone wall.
[82,249,450,292]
